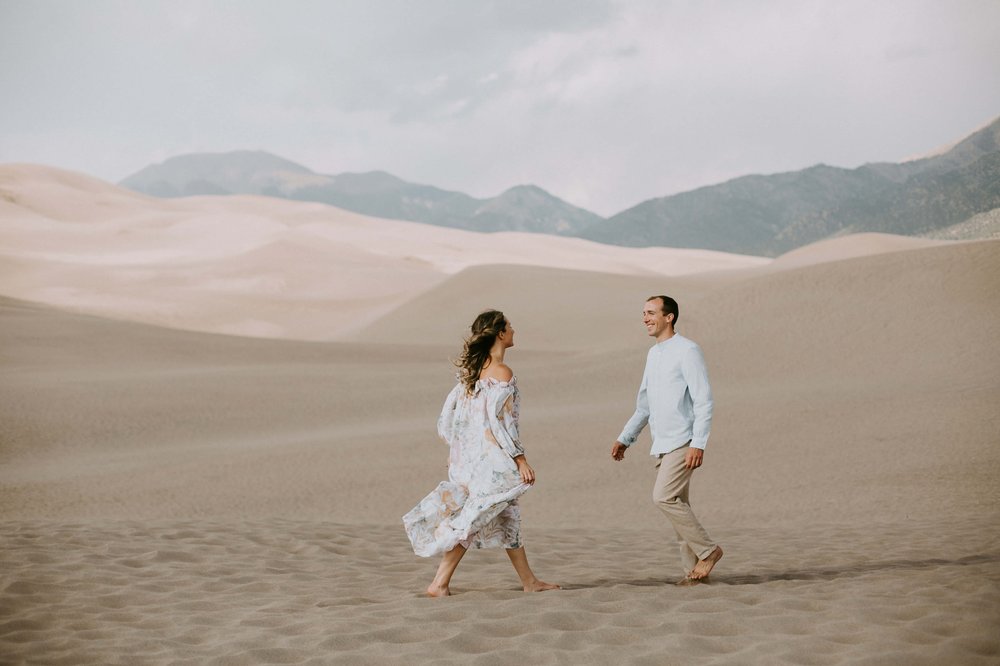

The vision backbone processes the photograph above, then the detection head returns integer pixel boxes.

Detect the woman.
[403,309,559,597]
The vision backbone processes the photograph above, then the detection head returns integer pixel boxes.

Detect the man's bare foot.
[524,579,560,592]
[690,546,723,580]
[675,575,702,587]
[426,583,451,597]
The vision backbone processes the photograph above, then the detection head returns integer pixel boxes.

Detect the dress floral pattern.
[403,377,531,557]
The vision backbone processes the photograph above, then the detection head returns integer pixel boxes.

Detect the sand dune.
[4,239,998,524]
[2,164,999,664]
[0,165,769,340]
[769,232,948,270]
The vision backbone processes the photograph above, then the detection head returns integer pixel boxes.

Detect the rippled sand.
[3,520,998,665]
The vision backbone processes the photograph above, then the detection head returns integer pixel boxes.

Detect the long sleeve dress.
[403,377,531,557]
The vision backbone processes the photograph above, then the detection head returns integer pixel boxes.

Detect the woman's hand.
[514,455,535,485]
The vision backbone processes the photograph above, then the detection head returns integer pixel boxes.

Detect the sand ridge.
[0,164,769,341]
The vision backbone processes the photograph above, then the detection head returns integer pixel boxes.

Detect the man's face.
[642,299,672,338]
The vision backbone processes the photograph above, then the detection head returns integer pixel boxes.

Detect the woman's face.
[502,321,515,348]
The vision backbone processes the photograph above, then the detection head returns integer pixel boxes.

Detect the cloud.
[1,0,998,215]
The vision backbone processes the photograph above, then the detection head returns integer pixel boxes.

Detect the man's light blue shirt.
[618,333,714,455]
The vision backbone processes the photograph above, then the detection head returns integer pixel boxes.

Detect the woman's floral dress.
[403,377,531,557]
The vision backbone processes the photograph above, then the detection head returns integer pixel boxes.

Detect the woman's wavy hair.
[455,309,508,394]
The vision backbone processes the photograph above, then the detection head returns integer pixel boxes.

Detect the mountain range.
[585,116,1000,255]
[120,153,602,236]
[120,116,1000,256]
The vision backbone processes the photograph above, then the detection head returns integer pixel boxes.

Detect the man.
[611,295,723,584]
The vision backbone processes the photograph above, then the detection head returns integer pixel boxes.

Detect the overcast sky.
[2,0,998,216]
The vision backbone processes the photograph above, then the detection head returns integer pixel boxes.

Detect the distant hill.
[581,116,1000,256]
[120,152,602,236]
[120,116,1000,254]
[120,151,317,197]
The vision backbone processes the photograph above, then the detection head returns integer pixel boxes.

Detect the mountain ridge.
[119,115,1000,254]
[121,153,601,236]
[581,116,1000,255]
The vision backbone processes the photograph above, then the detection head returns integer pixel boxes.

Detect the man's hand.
[611,441,628,461]
[684,447,704,469]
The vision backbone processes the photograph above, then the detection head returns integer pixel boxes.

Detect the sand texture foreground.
[3,520,998,665]
[2,167,1000,664]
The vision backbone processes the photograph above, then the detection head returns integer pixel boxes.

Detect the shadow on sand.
[558,552,1000,590]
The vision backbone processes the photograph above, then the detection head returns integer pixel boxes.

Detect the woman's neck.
[483,343,505,372]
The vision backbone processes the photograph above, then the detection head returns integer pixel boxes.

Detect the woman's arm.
[486,383,525,459]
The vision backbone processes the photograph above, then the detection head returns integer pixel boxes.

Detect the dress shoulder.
[476,375,517,393]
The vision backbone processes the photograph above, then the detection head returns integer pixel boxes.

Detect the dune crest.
[2,164,773,340]
[770,232,949,269]
[3,164,975,342]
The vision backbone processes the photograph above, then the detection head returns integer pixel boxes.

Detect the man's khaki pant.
[653,444,716,575]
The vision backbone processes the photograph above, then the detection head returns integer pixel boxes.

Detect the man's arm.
[681,345,713,468]
[611,363,650,462]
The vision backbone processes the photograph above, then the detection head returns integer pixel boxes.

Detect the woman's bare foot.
[523,579,560,592]
[690,546,723,580]
[426,583,451,597]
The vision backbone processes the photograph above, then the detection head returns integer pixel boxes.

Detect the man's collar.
[655,331,678,346]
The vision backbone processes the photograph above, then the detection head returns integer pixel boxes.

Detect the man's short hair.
[647,295,679,325]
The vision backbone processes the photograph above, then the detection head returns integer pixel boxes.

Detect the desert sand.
[1,166,999,664]
[0,165,767,341]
